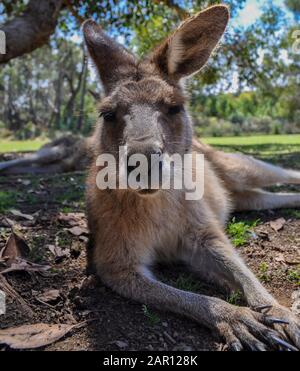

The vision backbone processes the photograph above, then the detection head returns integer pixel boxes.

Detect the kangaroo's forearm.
[188,232,277,307]
[100,266,230,330]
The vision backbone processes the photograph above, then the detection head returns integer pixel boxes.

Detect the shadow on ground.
[212,143,300,168]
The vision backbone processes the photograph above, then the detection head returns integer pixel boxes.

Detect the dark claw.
[266,317,289,325]
[271,335,299,351]
[255,305,272,313]
[229,342,243,351]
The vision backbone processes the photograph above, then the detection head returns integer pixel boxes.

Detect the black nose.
[127,148,162,176]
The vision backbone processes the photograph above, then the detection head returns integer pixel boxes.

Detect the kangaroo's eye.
[168,105,183,115]
[100,111,116,122]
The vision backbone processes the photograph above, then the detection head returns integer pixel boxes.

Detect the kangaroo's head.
[83,5,229,195]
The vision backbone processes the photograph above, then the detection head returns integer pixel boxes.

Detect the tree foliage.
[0,0,299,138]
[0,40,97,138]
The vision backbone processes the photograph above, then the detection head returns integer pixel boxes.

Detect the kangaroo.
[83,5,300,351]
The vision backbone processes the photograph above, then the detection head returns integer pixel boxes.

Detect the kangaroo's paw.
[217,306,298,351]
[254,304,300,350]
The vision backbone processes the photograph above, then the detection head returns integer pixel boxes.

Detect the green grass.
[29,235,47,263]
[283,209,300,219]
[0,191,18,213]
[24,193,40,205]
[226,290,243,305]
[54,187,85,210]
[142,305,160,326]
[287,268,300,286]
[203,134,300,147]
[56,230,73,248]
[1,134,300,154]
[258,262,271,283]
[202,134,300,160]
[174,274,201,292]
[61,206,73,213]
[226,217,259,247]
[0,139,48,153]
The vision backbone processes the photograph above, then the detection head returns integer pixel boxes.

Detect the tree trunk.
[77,56,88,131]
[0,0,63,64]
[63,51,86,129]
[7,74,22,131]
[54,68,64,130]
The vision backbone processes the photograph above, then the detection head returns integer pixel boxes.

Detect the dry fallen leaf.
[270,218,286,232]
[67,226,88,237]
[0,258,51,275]
[37,289,61,304]
[9,209,34,221]
[0,217,15,228]
[0,232,30,265]
[0,322,84,349]
[58,212,86,227]
[275,253,285,263]
[285,256,300,265]
[47,244,68,262]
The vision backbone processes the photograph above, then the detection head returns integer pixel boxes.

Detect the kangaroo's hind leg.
[206,151,300,191]
[233,189,300,211]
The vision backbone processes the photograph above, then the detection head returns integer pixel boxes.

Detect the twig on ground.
[0,274,34,317]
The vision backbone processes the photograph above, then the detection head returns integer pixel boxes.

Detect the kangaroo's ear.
[149,5,229,80]
[83,20,137,94]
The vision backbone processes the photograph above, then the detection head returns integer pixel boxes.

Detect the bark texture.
[0,0,63,64]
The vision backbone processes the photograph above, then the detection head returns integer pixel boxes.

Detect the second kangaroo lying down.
[83,5,300,351]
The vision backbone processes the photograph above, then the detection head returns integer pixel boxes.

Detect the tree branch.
[0,0,63,64]
[153,0,189,20]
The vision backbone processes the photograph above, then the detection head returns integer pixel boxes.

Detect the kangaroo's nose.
[127,147,163,176]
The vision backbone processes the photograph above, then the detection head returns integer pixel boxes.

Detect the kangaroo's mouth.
[137,189,159,196]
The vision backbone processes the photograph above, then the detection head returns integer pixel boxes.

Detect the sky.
[234,0,288,27]
[235,0,266,27]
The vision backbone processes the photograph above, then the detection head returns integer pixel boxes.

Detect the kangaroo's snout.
[127,142,163,178]
[124,105,164,183]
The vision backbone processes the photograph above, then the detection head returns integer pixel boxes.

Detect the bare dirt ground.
[0,151,299,351]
